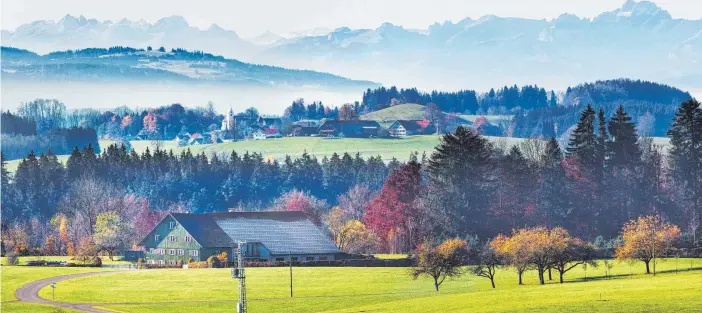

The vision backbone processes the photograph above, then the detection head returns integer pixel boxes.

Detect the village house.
[292,120,320,137]
[318,120,381,138]
[138,211,341,264]
[388,120,434,137]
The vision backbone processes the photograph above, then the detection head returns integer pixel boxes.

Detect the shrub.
[188,257,194,264]
[67,256,102,267]
[188,261,209,269]
[216,252,228,267]
[207,255,222,268]
[177,260,184,267]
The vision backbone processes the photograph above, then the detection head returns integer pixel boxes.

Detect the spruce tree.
[667,99,702,239]
[539,138,569,228]
[607,105,641,167]
[566,104,597,167]
[426,126,495,237]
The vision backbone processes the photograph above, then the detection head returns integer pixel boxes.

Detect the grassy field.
[1,302,81,313]
[361,104,427,121]
[0,266,116,302]
[24,258,702,313]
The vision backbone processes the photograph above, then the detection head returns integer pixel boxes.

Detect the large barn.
[138,211,340,265]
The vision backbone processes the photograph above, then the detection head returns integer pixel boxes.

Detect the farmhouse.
[138,211,340,265]
[388,120,434,137]
[318,120,381,138]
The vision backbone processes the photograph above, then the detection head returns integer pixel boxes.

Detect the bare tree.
[337,184,376,221]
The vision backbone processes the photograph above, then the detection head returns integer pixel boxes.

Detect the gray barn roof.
[171,211,339,255]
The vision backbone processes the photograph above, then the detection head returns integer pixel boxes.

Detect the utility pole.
[289,251,293,298]
[232,241,247,313]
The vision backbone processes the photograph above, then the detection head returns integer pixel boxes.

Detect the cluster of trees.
[360,85,556,115]
[283,98,340,121]
[70,102,222,141]
[412,215,681,291]
[514,79,693,138]
[2,100,100,159]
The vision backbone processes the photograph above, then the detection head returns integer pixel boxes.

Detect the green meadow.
[0,258,696,313]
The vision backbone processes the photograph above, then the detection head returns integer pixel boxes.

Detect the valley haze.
[2,0,701,112]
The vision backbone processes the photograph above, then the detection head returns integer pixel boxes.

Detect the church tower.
[221,106,236,138]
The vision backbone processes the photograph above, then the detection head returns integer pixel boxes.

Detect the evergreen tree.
[607,105,641,167]
[667,99,702,241]
[566,104,597,167]
[538,138,570,228]
[426,126,495,237]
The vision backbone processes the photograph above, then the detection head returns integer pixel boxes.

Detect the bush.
[177,260,184,267]
[207,255,222,268]
[188,261,209,268]
[67,256,102,267]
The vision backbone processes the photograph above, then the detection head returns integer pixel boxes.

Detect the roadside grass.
[41,258,702,313]
[0,266,117,302]
[0,302,81,313]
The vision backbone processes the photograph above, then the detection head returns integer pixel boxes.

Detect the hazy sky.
[3,0,701,38]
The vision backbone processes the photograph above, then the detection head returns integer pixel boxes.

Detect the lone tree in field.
[616,215,681,274]
[549,227,597,283]
[470,242,503,288]
[412,238,468,291]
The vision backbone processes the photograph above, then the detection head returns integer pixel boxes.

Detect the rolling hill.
[0,46,376,88]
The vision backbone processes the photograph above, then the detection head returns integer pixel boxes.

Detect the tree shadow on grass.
[564,266,702,284]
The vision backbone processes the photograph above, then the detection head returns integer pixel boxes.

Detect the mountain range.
[2,0,701,95]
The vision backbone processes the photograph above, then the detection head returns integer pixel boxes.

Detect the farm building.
[318,120,381,138]
[138,211,340,265]
[388,120,434,137]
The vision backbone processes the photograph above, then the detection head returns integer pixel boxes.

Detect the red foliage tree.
[363,161,424,252]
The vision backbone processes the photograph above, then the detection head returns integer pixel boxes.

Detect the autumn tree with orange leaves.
[616,215,680,274]
[491,232,531,285]
[412,238,468,291]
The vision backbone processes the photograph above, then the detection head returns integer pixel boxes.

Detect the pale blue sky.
[3,0,701,38]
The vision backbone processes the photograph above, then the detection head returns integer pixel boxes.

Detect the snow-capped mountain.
[2,1,701,92]
[2,14,260,61]
[255,0,702,91]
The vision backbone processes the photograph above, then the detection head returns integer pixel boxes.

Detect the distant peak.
[617,0,670,19]
[154,15,189,28]
[334,26,351,33]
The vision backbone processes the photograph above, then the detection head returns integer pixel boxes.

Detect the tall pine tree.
[667,99,702,243]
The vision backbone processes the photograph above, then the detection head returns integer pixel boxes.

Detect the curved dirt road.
[15,271,120,313]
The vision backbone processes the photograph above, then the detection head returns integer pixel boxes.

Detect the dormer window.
[169,222,176,229]
[154,234,161,242]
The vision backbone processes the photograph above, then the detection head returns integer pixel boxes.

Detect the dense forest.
[360,79,692,137]
[2,99,700,257]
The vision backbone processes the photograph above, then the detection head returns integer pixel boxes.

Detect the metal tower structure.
[232,241,247,313]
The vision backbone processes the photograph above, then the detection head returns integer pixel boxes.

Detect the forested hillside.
[359,79,693,137]
[2,99,700,257]
[0,46,376,88]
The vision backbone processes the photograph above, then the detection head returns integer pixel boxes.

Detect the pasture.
[2,258,699,313]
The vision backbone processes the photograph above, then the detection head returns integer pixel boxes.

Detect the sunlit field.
[1,258,695,313]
